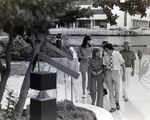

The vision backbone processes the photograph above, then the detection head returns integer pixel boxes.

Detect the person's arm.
[103,65,107,77]
[102,65,107,83]
[77,46,88,60]
[121,62,126,81]
[131,51,136,76]
[77,46,82,58]
[119,52,126,81]
[88,59,97,75]
[131,60,135,76]
[97,58,103,75]
[102,56,107,77]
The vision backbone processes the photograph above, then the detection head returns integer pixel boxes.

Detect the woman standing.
[88,48,104,107]
[77,35,93,98]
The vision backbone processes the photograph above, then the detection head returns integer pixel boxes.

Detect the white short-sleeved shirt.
[103,51,125,70]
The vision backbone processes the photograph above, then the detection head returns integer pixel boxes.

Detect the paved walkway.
[72,71,150,120]
[1,54,150,120]
[72,54,150,120]
[53,54,150,120]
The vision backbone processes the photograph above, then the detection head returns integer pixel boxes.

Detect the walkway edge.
[75,103,114,120]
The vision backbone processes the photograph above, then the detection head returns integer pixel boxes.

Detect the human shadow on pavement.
[121,101,145,120]
[103,96,122,120]
[139,80,149,90]
[110,101,145,120]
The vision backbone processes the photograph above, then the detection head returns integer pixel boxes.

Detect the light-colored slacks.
[106,70,121,108]
[122,67,132,98]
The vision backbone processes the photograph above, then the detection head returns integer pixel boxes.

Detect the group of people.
[77,35,136,113]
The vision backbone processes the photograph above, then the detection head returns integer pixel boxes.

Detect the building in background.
[76,0,107,29]
[75,0,150,30]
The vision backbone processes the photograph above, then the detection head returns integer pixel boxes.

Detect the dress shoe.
[109,108,116,113]
[124,98,128,102]
[82,94,85,99]
[116,103,120,110]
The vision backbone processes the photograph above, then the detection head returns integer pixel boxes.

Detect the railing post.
[71,77,73,101]
[139,59,141,81]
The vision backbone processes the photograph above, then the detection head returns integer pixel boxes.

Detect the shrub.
[42,34,73,58]
[57,100,96,120]
[0,37,32,61]
[11,38,32,61]
[0,90,18,120]
[0,34,73,61]
[0,99,97,120]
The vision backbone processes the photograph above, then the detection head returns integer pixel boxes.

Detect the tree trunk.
[0,70,10,103]
[0,34,14,104]
[13,51,37,119]
[13,33,45,120]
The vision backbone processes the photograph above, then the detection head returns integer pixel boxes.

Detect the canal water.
[68,36,150,46]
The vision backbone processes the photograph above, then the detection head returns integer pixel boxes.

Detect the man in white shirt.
[103,43,126,113]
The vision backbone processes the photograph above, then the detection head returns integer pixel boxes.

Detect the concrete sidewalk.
[72,72,150,120]
[71,54,150,120]
[1,54,150,120]
[55,53,150,120]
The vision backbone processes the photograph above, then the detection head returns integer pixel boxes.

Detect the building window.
[78,20,91,28]
[95,20,107,28]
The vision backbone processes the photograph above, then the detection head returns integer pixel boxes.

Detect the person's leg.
[90,74,97,105]
[122,67,127,97]
[87,72,91,94]
[81,72,86,96]
[96,74,103,108]
[126,67,132,89]
[106,70,116,109]
[123,67,132,101]
[112,70,121,109]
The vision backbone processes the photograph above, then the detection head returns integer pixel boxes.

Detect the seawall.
[49,28,150,36]
[74,46,150,54]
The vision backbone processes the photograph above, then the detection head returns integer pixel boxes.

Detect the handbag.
[78,58,81,62]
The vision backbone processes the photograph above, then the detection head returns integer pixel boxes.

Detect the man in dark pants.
[120,40,136,102]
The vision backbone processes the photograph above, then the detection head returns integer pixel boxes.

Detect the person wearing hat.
[120,40,136,102]
[77,35,93,98]
[103,43,126,113]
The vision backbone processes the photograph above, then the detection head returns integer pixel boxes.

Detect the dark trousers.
[90,73,103,107]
